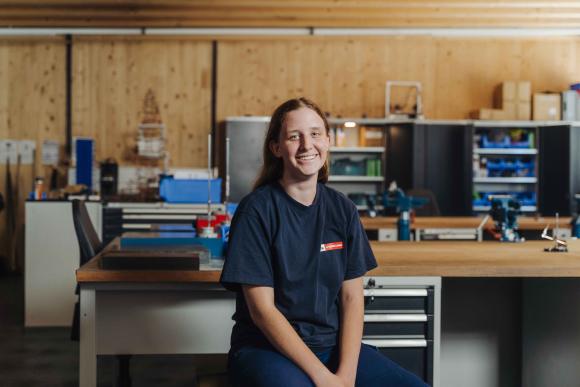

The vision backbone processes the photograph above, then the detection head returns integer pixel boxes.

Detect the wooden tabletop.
[76,240,223,283]
[369,240,580,277]
[77,239,580,283]
[360,216,573,231]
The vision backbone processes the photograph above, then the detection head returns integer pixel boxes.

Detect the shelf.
[330,146,385,153]
[474,148,538,155]
[328,176,384,182]
[356,204,385,211]
[473,177,537,184]
[473,205,537,212]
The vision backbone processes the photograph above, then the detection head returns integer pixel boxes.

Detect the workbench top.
[360,216,572,231]
[77,239,580,283]
[369,240,580,277]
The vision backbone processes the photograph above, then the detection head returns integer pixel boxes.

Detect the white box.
[562,90,578,121]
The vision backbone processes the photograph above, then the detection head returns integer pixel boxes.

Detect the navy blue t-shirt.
[220,182,377,353]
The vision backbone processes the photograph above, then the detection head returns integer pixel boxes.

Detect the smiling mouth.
[296,154,318,161]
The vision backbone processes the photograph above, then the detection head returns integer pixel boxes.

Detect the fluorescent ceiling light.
[146,28,311,36]
[313,28,580,37]
[0,28,141,36]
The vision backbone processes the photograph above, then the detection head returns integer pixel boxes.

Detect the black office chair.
[71,199,132,387]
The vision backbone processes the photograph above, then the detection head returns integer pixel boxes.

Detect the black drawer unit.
[363,280,437,386]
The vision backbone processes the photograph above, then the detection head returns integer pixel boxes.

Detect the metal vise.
[489,195,523,243]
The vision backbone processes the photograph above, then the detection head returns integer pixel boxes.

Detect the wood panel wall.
[1,0,580,28]
[0,37,65,271]
[72,36,212,168]
[217,36,580,121]
[1,33,580,273]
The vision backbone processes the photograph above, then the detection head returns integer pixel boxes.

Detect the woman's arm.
[336,277,365,387]
[243,285,345,387]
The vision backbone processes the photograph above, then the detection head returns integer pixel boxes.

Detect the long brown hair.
[253,97,330,190]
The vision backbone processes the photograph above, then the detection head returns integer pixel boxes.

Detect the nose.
[300,134,313,150]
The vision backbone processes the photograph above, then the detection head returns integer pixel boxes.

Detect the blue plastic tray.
[159,177,222,203]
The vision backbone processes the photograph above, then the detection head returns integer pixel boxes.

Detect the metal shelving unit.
[473,177,537,184]
[327,120,387,201]
[330,146,385,153]
[474,148,538,155]
[471,124,539,214]
[328,175,384,182]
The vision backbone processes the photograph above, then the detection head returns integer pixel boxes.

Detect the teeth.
[297,154,316,160]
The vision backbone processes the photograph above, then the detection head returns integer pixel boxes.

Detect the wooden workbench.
[360,216,572,231]
[369,240,580,277]
[77,239,580,283]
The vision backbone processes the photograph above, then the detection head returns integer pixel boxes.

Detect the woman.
[220,98,427,387]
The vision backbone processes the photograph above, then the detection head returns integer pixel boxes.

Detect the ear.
[269,140,282,158]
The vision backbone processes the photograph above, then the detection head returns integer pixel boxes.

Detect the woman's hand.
[335,368,356,387]
[312,369,348,387]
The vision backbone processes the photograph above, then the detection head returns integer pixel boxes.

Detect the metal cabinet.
[25,201,102,327]
[363,277,441,386]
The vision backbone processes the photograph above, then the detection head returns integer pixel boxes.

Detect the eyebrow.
[285,126,324,137]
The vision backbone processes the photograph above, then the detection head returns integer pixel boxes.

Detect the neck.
[279,174,318,206]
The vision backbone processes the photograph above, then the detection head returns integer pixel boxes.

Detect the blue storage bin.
[159,176,222,203]
[481,134,533,149]
[473,191,537,208]
[510,140,532,149]
[515,160,535,177]
[481,135,510,148]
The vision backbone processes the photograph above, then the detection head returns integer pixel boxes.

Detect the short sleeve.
[344,210,378,280]
[220,210,274,291]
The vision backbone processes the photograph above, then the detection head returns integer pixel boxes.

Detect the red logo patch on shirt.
[320,241,344,252]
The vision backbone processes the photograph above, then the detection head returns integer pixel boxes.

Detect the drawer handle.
[364,289,428,297]
[362,338,427,348]
[122,223,152,229]
[364,314,427,323]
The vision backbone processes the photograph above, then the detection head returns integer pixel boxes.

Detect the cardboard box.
[533,93,561,121]
[474,108,509,120]
[359,126,384,147]
[494,81,532,108]
[503,101,531,120]
[517,82,532,102]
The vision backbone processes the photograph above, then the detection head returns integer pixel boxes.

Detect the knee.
[228,347,314,387]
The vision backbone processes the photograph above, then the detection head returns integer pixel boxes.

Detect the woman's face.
[270,107,330,183]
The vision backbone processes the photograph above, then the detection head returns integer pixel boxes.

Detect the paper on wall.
[42,140,59,166]
[18,141,36,165]
[0,140,19,165]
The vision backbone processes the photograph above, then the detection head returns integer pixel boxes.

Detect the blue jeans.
[228,343,429,387]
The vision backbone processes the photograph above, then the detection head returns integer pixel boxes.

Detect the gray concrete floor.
[0,274,200,386]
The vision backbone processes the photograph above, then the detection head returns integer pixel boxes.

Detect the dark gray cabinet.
[539,124,580,216]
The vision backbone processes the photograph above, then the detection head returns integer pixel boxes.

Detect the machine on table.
[380,184,427,241]
[488,195,523,243]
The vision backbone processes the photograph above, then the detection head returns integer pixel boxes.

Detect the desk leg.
[79,286,97,387]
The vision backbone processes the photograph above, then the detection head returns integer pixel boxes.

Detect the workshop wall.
[1,33,580,273]
[72,36,213,168]
[0,37,66,271]
[217,36,580,120]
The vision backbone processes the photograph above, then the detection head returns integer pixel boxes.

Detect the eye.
[312,131,322,137]
[288,134,300,141]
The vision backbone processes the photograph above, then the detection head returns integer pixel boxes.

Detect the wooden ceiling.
[1,0,579,28]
